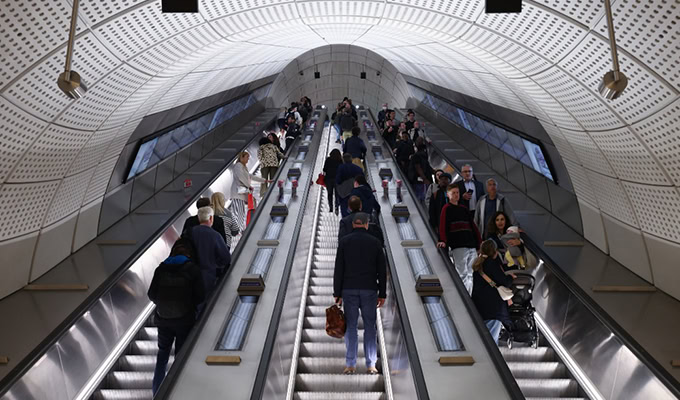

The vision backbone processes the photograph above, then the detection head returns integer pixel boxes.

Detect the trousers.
[152,323,193,394]
[342,289,378,368]
[450,247,477,295]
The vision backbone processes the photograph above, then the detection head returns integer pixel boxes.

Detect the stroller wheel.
[507,339,513,350]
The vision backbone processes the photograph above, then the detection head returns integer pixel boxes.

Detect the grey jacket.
[474,193,518,237]
[231,162,265,202]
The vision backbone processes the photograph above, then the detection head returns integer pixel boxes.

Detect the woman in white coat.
[230,151,267,232]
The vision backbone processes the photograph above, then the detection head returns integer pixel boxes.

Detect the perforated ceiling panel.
[0,0,679,297]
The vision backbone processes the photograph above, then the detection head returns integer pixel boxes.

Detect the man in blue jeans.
[333,212,387,374]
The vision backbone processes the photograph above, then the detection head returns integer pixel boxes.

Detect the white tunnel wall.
[269,45,410,112]
[0,0,678,301]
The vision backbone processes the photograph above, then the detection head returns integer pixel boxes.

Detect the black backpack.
[150,261,195,319]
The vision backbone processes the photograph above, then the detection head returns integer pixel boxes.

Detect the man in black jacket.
[182,197,227,244]
[333,213,386,375]
[148,239,205,395]
[428,172,452,231]
[338,196,384,245]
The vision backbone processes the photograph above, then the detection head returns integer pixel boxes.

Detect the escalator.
[292,190,387,400]
[500,338,585,399]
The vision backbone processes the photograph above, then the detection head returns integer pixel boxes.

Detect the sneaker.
[343,366,356,375]
[367,367,379,375]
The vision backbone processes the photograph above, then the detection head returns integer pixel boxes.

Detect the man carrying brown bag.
[333,213,386,375]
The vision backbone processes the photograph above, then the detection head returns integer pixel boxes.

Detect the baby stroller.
[501,271,540,349]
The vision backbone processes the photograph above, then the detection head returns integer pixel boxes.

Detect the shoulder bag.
[480,271,514,301]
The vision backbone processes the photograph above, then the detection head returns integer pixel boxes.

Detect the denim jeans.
[152,323,193,394]
[413,182,428,202]
[450,247,477,295]
[342,289,378,368]
[485,320,503,344]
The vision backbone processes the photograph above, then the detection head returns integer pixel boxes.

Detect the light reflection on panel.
[405,248,433,277]
[396,216,417,240]
[422,296,463,351]
[262,216,285,240]
[247,248,275,277]
[216,296,259,350]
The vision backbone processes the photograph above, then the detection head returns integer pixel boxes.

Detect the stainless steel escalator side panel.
[166,115,326,400]
[532,263,678,400]
[361,116,515,400]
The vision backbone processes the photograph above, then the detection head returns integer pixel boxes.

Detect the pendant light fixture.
[598,0,628,100]
[57,0,88,99]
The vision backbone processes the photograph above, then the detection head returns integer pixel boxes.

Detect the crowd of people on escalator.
[323,103,533,354]
[145,95,315,395]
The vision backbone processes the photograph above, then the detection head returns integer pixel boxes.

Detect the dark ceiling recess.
[162,0,198,12]
[314,71,320,79]
[360,72,366,79]
[485,0,521,13]
[299,71,304,76]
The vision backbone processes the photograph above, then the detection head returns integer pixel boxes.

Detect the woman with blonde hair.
[471,239,514,344]
[230,151,268,232]
[210,192,240,253]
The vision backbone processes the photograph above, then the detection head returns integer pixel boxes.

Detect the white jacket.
[231,162,265,202]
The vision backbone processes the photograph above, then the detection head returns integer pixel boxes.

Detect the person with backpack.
[335,153,364,217]
[257,136,285,196]
[343,126,367,170]
[338,195,384,245]
[323,149,343,213]
[148,239,205,395]
[339,107,356,142]
[394,131,414,172]
[284,115,301,152]
[407,143,433,202]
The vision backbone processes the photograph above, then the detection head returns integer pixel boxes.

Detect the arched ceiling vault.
[0,0,679,298]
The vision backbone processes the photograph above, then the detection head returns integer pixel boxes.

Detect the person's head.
[382,103,388,111]
[434,169,444,183]
[351,126,361,137]
[439,173,452,188]
[486,178,498,199]
[389,110,396,119]
[197,206,214,226]
[472,240,498,272]
[401,131,410,141]
[351,212,369,230]
[329,148,342,162]
[290,102,297,111]
[399,121,406,130]
[259,136,270,146]
[461,164,473,181]
[348,195,362,213]
[196,197,210,209]
[503,226,522,247]
[287,115,295,123]
[446,184,460,204]
[342,152,353,164]
[238,151,250,165]
[416,143,427,153]
[407,111,415,121]
[415,136,424,147]
[211,192,226,216]
[268,132,279,145]
[170,239,192,258]
[344,106,351,113]
[354,174,367,188]
[488,211,511,236]
[413,120,420,129]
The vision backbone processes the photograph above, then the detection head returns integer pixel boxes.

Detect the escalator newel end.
[391,204,410,218]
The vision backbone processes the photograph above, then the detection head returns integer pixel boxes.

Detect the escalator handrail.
[156,115,324,400]
[0,110,277,397]
[367,108,525,400]
[415,107,680,398]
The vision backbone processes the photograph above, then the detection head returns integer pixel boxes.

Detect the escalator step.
[107,371,153,389]
[500,346,556,362]
[294,392,385,400]
[297,357,352,374]
[118,355,171,371]
[92,389,153,400]
[306,295,335,306]
[310,277,333,286]
[308,286,333,295]
[300,342,365,358]
[302,328,364,343]
[295,373,384,392]
[311,268,334,277]
[305,316,363,329]
[137,327,157,341]
[516,378,579,398]
[130,340,168,355]
[506,361,567,379]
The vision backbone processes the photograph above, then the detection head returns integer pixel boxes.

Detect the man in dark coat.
[182,197,227,244]
[336,153,364,217]
[349,175,381,217]
[338,195,384,245]
[148,239,205,395]
[333,212,386,375]
[428,172,452,231]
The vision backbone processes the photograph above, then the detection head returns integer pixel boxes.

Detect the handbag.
[325,304,346,338]
[480,271,514,301]
[316,173,326,186]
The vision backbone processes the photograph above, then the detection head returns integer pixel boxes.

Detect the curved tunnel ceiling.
[0,0,679,298]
